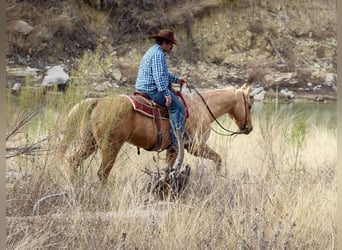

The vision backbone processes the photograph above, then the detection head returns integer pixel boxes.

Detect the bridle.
[184,83,249,137]
[239,92,249,132]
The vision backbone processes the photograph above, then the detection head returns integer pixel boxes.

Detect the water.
[251,101,337,127]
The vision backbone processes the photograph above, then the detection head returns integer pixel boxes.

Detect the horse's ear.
[241,83,251,92]
[241,84,251,94]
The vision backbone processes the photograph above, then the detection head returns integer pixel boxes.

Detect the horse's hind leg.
[97,141,123,185]
[69,136,97,176]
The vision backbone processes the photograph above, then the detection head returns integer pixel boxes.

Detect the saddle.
[123,90,189,151]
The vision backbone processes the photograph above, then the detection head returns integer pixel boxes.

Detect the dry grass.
[6,101,336,249]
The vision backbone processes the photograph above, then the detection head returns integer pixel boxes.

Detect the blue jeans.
[147,90,185,147]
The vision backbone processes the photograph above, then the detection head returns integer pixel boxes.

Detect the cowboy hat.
[149,29,178,45]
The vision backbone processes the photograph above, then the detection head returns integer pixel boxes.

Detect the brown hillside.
[6,0,337,99]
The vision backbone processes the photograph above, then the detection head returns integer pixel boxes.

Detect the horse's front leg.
[188,143,222,171]
[166,146,177,167]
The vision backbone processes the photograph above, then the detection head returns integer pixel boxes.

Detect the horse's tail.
[57,98,99,160]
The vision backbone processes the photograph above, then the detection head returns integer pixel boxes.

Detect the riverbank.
[6,0,336,102]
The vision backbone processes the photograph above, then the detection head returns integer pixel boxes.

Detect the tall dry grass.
[6,85,336,249]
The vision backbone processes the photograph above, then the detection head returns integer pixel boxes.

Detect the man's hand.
[178,77,187,86]
[165,95,172,106]
[166,77,187,106]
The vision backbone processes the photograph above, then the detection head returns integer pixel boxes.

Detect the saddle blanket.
[123,91,189,120]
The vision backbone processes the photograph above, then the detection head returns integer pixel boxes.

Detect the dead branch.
[268,34,286,65]
[144,164,191,200]
[6,136,52,158]
[6,131,61,158]
[6,109,41,141]
[5,109,62,158]
[143,129,190,200]
[33,192,69,215]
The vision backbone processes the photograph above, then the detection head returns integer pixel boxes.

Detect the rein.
[185,82,248,137]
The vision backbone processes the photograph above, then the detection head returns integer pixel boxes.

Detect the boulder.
[253,91,266,101]
[250,86,264,97]
[14,20,34,35]
[280,88,294,99]
[42,66,69,87]
[110,69,122,81]
[11,83,22,95]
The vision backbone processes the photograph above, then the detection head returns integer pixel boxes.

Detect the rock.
[208,70,219,79]
[14,20,34,35]
[110,69,122,81]
[11,83,22,95]
[11,83,22,91]
[7,66,39,77]
[324,73,335,86]
[274,73,293,83]
[313,85,321,92]
[264,74,274,82]
[264,72,294,84]
[111,82,120,88]
[250,86,264,97]
[42,66,69,87]
[250,85,267,101]
[94,84,106,92]
[315,96,325,102]
[280,88,294,99]
[253,91,267,101]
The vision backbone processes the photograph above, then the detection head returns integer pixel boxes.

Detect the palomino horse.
[58,84,253,184]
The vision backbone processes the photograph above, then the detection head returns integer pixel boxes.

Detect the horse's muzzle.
[239,125,253,135]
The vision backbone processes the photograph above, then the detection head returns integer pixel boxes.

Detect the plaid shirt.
[135,44,178,97]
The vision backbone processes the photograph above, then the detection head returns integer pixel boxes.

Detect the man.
[135,29,187,149]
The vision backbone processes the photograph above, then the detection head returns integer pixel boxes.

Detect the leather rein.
[184,83,249,137]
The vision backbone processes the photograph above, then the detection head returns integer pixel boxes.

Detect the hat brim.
[149,35,177,45]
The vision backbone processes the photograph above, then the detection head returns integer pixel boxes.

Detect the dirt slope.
[6,0,337,99]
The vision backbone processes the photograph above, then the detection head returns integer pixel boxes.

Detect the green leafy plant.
[285,114,307,169]
[287,115,307,150]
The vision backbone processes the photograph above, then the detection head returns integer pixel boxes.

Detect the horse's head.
[228,84,253,134]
